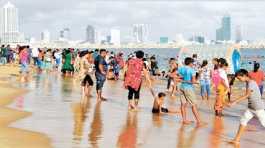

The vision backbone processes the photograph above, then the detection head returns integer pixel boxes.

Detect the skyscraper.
[59,28,70,40]
[110,29,120,45]
[133,24,150,43]
[235,25,242,43]
[86,25,95,43]
[41,30,50,43]
[216,15,231,41]
[0,2,23,43]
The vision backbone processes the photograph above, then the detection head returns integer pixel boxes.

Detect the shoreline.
[0,67,52,148]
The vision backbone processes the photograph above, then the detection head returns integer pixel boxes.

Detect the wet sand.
[4,71,264,148]
[0,66,52,148]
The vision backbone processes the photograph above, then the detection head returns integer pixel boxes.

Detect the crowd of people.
[1,45,265,145]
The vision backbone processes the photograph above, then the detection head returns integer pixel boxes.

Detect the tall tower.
[216,15,231,41]
[86,25,95,43]
[0,1,21,43]
[133,24,150,43]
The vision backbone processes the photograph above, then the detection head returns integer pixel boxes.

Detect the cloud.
[1,0,265,41]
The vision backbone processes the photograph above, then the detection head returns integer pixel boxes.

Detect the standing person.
[44,49,53,73]
[61,49,74,76]
[94,49,108,101]
[199,60,211,100]
[19,46,29,82]
[249,63,264,96]
[214,58,230,116]
[178,57,205,126]
[54,49,61,71]
[80,51,94,98]
[192,54,200,79]
[167,58,177,91]
[124,50,151,110]
[0,45,7,65]
[150,56,159,77]
[228,69,265,145]
[31,47,39,66]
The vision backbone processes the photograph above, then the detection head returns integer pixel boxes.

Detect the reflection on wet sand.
[89,102,103,147]
[152,114,163,128]
[117,111,138,148]
[209,116,224,148]
[0,84,52,148]
[72,97,91,144]
[177,125,199,148]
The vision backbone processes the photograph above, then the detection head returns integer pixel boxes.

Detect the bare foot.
[196,122,208,127]
[182,120,193,125]
[228,139,240,145]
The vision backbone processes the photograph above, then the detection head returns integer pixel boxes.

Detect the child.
[178,57,206,126]
[150,89,178,114]
[228,69,265,144]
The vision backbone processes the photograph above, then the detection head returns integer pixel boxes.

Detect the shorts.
[240,109,265,127]
[44,62,52,70]
[152,107,169,114]
[81,74,94,86]
[20,62,29,74]
[200,81,211,96]
[180,89,197,105]
[95,72,106,91]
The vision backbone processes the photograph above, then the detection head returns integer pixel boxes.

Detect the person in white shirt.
[32,48,39,66]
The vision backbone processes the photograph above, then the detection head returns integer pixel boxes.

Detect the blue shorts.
[200,81,211,96]
[20,62,29,74]
[95,72,106,91]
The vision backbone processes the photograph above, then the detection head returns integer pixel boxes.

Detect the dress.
[62,53,74,72]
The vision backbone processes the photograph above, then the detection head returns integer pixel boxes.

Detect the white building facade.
[0,2,24,44]
[110,29,120,45]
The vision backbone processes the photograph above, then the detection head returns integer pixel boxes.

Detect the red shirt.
[124,58,143,90]
[249,70,265,86]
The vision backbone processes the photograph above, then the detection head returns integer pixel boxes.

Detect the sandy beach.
[0,65,52,148]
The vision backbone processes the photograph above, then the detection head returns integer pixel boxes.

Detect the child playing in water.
[228,69,265,144]
[150,89,179,114]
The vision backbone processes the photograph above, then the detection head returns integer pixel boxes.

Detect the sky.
[1,0,265,42]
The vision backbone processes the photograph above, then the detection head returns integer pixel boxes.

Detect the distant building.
[235,25,242,43]
[0,2,24,43]
[110,29,120,45]
[59,28,70,40]
[216,15,231,41]
[160,37,169,44]
[86,25,95,43]
[41,30,50,43]
[106,35,111,43]
[133,24,150,43]
[194,36,205,44]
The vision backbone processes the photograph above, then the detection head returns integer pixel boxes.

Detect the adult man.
[32,47,39,66]
[94,49,108,101]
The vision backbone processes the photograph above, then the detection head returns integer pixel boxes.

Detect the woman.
[124,50,152,110]
[249,63,264,96]
[213,58,230,116]
[199,60,211,100]
[62,49,74,76]
[79,51,94,98]
[19,46,29,82]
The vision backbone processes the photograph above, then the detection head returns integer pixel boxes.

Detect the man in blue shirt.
[94,49,108,101]
[178,57,206,126]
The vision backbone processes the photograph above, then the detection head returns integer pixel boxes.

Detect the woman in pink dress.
[124,50,151,110]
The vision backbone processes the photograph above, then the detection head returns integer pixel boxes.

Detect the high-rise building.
[110,29,120,45]
[86,25,95,43]
[133,24,150,43]
[59,28,70,40]
[41,30,50,43]
[216,15,231,41]
[160,37,169,44]
[0,2,24,43]
[235,25,242,43]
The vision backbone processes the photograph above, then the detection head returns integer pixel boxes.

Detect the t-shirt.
[178,66,196,90]
[32,48,39,57]
[247,80,264,110]
[249,71,264,86]
[199,66,211,84]
[94,55,108,73]
[219,68,229,88]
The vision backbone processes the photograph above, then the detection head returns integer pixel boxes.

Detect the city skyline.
[1,1,265,42]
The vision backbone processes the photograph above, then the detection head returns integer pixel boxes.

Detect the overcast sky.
[1,0,265,41]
